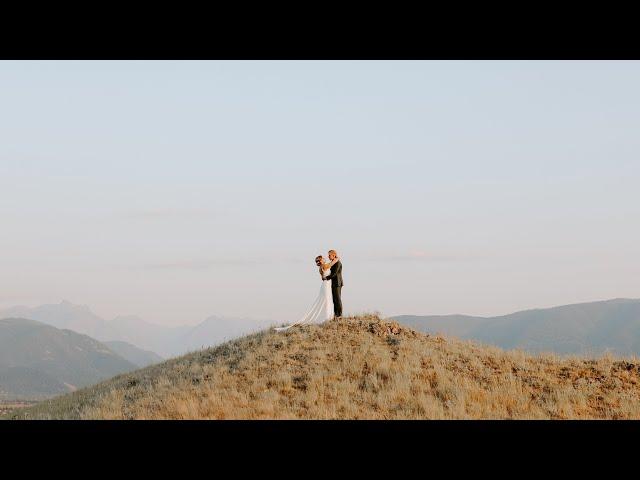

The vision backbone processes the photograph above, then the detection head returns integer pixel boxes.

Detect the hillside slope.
[4,315,640,419]
[393,298,640,356]
[0,318,137,400]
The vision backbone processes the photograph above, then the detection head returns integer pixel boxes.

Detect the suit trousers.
[331,285,342,318]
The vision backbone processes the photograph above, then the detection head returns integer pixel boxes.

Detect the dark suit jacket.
[325,260,343,287]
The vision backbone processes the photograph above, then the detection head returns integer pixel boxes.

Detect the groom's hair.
[328,250,337,256]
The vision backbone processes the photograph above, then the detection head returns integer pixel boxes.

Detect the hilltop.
[4,315,640,419]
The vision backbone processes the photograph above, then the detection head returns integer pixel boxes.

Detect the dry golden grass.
[6,314,640,419]
[0,401,37,416]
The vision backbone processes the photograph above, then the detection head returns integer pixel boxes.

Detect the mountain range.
[0,318,140,400]
[0,301,275,358]
[102,341,163,367]
[392,298,640,356]
[5,297,640,365]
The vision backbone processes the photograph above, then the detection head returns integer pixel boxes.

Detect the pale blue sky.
[1,61,639,325]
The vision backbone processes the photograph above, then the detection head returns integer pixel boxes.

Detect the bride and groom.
[274,250,343,331]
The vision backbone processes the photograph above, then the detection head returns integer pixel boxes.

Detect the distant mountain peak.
[59,300,92,311]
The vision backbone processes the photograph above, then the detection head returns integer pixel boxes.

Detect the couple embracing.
[274,250,343,332]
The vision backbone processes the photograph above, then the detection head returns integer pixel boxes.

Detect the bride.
[274,254,337,331]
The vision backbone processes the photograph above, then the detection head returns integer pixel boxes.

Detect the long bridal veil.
[274,281,333,332]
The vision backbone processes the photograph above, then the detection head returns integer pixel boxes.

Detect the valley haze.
[0,301,277,358]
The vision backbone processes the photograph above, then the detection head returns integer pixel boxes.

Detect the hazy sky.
[1,61,639,326]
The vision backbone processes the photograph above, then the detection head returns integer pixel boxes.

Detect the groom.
[324,249,343,318]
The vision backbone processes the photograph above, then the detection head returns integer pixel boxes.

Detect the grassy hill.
[0,318,137,400]
[4,315,640,419]
[393,298,640,356]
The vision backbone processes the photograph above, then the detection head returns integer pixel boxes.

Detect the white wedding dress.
[274,267,333,331]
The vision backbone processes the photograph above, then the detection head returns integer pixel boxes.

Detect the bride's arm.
[322,258,338,270]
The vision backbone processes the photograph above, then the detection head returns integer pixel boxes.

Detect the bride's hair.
[315,255,323,265]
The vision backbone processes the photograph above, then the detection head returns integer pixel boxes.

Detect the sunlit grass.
[5,314,640,419]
